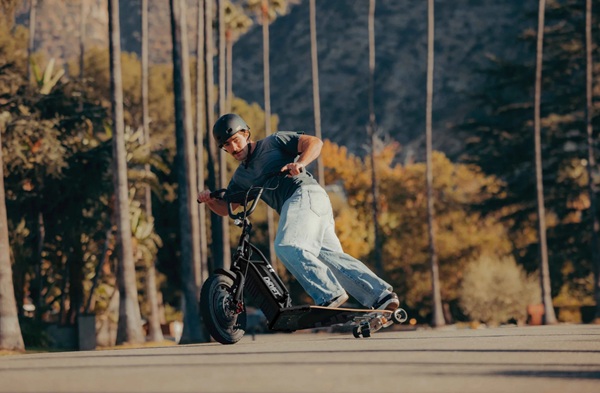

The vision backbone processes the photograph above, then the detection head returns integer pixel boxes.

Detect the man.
[197,113,399,311]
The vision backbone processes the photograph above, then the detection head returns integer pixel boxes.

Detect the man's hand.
[281,162,305,177]
[197,190,214,204]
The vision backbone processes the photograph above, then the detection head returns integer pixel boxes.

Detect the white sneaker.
[321,293,349,308]
[373,292,399,311]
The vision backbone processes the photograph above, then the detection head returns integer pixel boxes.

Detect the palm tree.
[224,1,252,112]
[309,0,324,186]
[141,0,164,342]
[27,0,37,80]
[196,0,209,289]
[246,0,287,268]
[217,0,231,269]
[79,0,86,79]
[533,0,557,325]
[584,0,599,323]
[425,0,444,327]
[0,115,25,351]
[170,0,207,343]
[108,0,145,344]
[205,0,227,273]
[367,0,383,278]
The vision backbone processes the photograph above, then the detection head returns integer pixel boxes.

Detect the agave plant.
[31,58,65,95]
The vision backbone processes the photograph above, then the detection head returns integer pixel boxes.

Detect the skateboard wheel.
[392,308,408,324]
[362,326,371,338]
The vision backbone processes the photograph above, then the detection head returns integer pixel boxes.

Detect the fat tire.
[200,273,246,344]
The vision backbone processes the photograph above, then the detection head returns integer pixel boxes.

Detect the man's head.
[213,113,250,148]
[213,113,252,161]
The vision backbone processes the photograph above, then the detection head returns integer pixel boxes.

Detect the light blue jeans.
[274,185,393,306]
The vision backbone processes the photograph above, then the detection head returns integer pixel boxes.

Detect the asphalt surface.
[0,324,599,393]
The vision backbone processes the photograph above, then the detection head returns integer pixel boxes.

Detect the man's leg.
[274,187,346,305]
[317,213,395,308]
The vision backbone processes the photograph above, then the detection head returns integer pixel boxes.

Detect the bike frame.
[213,177,293,325]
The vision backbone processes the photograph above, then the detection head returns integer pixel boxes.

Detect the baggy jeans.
[274,185,393,306]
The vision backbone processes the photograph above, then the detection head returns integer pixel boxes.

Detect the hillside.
[16,0,538,159]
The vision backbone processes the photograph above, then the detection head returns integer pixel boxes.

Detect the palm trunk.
[109,0,145,344]
[367,0,382,278]
[533,0,557,325]
[217,0,231,268]
[196,0,209,285]
[79,0,86,79]
[205,0,225,272]
[141,0,164,342]
[309,0,324,186]
[27,0,37,81]
[226,29,233,112]
[0,125,25,351]
[426,0,445,327]
[261,0,277,269]
[584,0,600,324]
[170,0,207,343]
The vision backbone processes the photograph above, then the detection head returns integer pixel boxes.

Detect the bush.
[18,317,52,349]
[460,255,540,326]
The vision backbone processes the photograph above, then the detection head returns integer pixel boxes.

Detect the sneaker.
[373,292,399,311]
[321,292,349,308]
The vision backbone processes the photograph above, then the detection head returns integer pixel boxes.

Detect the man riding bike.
[197,113,399,311]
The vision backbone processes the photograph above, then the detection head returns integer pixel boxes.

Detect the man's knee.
[274,243,299,261]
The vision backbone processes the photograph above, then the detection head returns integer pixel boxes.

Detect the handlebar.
[199,169,291,221]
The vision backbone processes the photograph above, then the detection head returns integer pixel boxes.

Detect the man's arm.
[281,134,323,175]
[197,190,239,216]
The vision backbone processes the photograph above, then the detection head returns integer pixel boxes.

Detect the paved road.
[1,324,599,393]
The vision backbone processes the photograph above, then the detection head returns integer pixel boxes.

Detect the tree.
[170,0,207,343]
[195,0,209,293]
[309,0,324,186]
[367,0,383,279]
[108,0,145,344]
[0,112,25,352]
[141,0,164,342]
[78,0,87,79]
[224,1,252,112]
[27,0,36,80]
[425,0,444,327]
[205,0,225,273]
[459,1,600,318]
[321,141,513,319]
[533,0,557,324]
[217,0,231,269]
[583,0,600,324]
[246,0,288,269]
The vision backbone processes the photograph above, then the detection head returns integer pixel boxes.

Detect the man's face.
[221,131,250,161]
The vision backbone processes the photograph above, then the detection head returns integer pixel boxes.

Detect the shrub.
[460,255,540,326]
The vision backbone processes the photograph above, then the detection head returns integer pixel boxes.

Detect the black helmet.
[212,113,250,147]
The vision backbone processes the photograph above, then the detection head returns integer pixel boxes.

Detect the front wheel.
[200,273,246,344]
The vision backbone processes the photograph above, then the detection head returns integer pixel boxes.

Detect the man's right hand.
[197,190,213,204]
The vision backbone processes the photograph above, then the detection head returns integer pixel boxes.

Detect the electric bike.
[199,172,407,344]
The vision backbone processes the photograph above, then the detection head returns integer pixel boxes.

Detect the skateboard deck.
[269,305,394,332]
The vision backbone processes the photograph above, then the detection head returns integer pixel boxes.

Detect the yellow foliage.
[322,141,513,312]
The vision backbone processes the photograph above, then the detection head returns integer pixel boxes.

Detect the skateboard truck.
[352,308,408,338]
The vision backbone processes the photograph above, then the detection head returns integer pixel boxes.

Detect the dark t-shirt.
[226,131,319,214]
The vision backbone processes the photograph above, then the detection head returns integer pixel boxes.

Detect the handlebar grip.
[209,191,224,200]
[197,189,227,203]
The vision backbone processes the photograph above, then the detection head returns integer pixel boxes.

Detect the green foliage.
[18,317,52,349]
[460,255,540,326]
[460,0,600,302]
